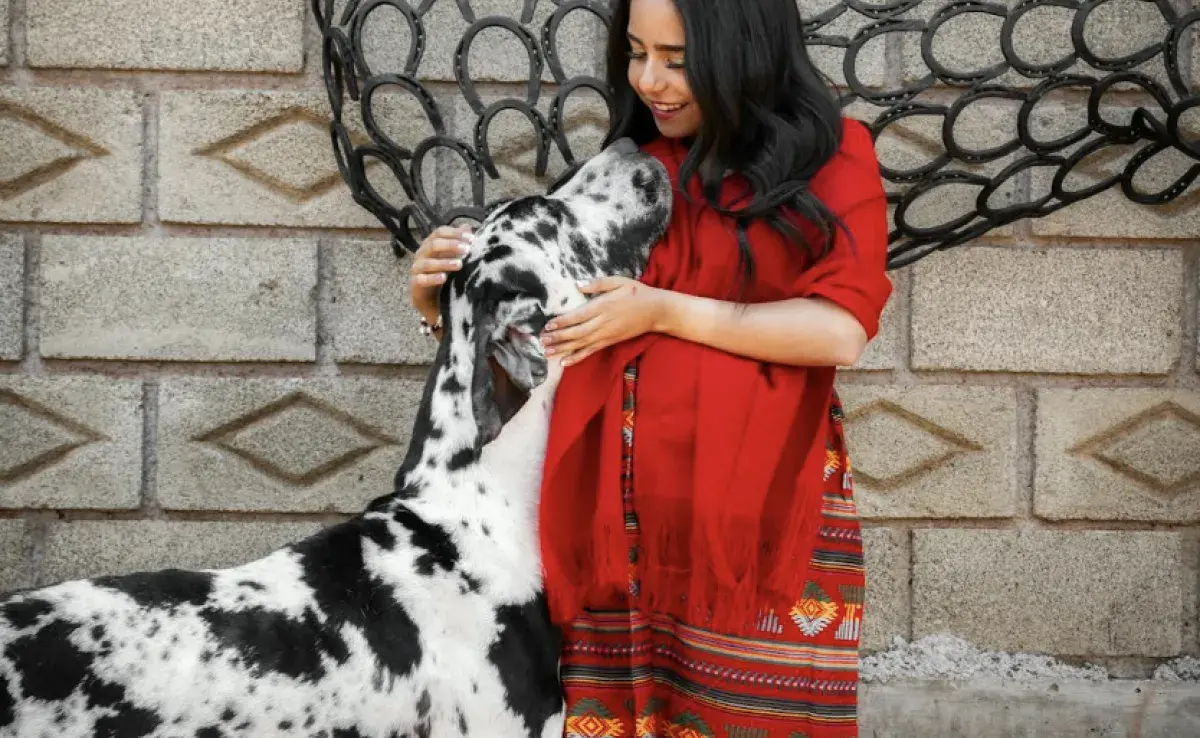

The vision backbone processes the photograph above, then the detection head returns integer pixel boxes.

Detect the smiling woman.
[622,0,700,140]
[533,0,894,737]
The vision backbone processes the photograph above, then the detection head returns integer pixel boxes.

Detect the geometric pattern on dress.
[567,697,627,738]
[756,608,785,635]
[634,697,665,738]
[835,585,865,642]
[823,447,841,481]
[666,711,715,738]
[789,581,839,637]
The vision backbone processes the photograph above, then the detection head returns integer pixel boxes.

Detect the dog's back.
[0,370,566,738]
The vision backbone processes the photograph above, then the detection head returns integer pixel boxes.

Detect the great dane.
[0,137,671,738]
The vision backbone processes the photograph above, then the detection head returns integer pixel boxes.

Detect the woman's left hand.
[541,277,669,366]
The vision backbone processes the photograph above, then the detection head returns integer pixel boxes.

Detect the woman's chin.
[654,119,698,138]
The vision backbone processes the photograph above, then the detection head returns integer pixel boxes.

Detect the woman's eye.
[666,60,685,69]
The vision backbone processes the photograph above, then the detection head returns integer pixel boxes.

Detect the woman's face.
[626,0,701,138]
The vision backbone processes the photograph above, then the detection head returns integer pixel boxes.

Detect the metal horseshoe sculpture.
[312,0,1199,270]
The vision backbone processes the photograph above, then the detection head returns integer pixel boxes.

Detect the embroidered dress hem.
[559,362,865,738]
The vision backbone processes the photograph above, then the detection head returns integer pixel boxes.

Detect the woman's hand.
[409,225,473,324]
[541,277,670,366]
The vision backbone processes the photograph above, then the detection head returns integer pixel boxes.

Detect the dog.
[0,137,672,738]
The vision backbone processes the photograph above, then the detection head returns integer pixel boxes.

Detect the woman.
[410,0,892,734]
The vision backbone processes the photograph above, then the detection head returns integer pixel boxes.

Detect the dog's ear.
[470,300,504,450]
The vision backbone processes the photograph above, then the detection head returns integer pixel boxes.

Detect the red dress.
[541,118,892,738]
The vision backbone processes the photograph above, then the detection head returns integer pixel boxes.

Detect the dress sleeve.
[794,118,893,341]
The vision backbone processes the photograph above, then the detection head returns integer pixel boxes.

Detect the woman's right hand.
[409,225,473,323]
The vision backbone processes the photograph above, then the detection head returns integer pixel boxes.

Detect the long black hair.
[602,0,847,289]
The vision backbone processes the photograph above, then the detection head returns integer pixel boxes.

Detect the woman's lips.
[648,101,686,121]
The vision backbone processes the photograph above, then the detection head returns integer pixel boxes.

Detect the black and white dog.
[0,138,671,738]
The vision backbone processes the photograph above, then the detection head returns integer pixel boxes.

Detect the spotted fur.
[0,138,671,738]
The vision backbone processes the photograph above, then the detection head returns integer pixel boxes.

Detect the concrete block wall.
[1,0,1198,692]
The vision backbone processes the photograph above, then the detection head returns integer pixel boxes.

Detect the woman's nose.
[638,62,668,94]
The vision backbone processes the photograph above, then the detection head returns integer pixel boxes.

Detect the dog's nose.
[605,137,638,155]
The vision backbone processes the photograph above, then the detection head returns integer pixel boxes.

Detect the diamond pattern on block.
[844,399,983,490]
[0,389,105,483]
[195,392,399,486]
[0,102,109,200]
[1070,402,1200,499]
[192,107,364,203]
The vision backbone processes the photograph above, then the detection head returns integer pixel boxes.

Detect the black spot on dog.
[488,235,500,245]
[535,220,559,242]
[196,727,225,738]
[221,708,236,722]
[488,597,564,738]
[481,244,514,263]
[447,448,474,472]
[360,516,398,551]
[199,607,345,682]
[631,168,659,204]
[481,524,491,538]
[90,624,106,641]
[94,706,160,737]
[518,230,539,245]
[456,706,468,734]
[292,518,423,678]
[81,676,124,711]
[497,265,548,304]
[278,720,294,730]
[608,214,662,275]
[496,197,539,222]
[1,599,52,629]
[440,373,466,394]
[6,620,93,701]
[569,233,597,272]
[393,505,460,576]
[238,581,266,591]
[0,673,13,728]
[590,192,609,203]
[76,671,160,737]
[334,729,365,738]
[462,573,483,593]
[92,569,214,610]
[416,690,431,718]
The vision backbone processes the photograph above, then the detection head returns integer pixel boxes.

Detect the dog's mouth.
[485,321,552,425]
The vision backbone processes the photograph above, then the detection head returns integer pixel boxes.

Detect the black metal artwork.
[312,0,1199,269]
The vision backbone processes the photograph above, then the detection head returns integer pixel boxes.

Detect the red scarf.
[538,118,893,635]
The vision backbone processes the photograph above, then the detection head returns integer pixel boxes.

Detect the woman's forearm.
[652,289,868,367]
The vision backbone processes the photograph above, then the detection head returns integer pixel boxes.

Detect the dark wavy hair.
[601,0,848,289]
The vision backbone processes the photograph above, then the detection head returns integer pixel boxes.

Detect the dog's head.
[440,137,672,448]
